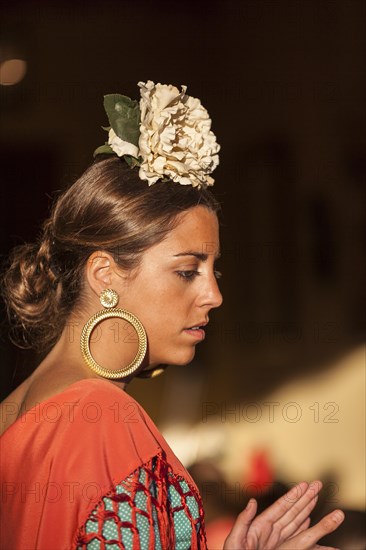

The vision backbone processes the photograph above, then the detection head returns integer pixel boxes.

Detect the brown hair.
[2,157,220,352]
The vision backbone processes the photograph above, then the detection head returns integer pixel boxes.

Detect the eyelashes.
[176,270,222,283]
[176,270,199,282]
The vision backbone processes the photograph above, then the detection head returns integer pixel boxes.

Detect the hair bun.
[1,222,62,350]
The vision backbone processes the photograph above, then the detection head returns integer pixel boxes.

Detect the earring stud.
[100,288,119,308]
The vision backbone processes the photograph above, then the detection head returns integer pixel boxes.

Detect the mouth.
[183,321,208,341]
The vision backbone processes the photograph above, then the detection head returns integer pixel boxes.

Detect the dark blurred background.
[1,0,365,546]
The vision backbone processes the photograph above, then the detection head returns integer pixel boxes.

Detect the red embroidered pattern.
[75,452,207,550]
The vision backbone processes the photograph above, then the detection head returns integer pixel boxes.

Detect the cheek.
[127,276,196,335]
[141,304,187,345]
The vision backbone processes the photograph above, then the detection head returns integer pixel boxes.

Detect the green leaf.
[93,143,114,157]
[124,155,142,168]
[103,94,140,147]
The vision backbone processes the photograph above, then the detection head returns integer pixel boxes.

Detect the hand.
[223,481,344,550]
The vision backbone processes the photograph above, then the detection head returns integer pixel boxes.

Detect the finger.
[278,492,319,540]
[258,482,323,548]
[294,510,344,548]
[223,499,258,549]
[282,545,340,550]
[246,482,311,547]
[291,516,311,537]
[271,480,322,536]
[281,480,322,511]
[255,481,310,524]
[312,546,340,550]
[304,480,323,501]
[251,480,317,539]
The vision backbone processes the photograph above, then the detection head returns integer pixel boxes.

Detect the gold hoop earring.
[80,288,147,379]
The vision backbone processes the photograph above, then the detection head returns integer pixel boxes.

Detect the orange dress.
[0,379,207,549]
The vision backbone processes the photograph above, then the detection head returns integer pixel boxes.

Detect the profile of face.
[114,205,223,367]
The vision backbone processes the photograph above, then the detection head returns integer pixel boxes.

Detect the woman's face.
[118,205,223,367]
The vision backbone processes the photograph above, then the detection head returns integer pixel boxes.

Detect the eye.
[214,270,222,280]
[176,270,200,282]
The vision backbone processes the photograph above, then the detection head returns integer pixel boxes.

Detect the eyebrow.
[173,250,221,261]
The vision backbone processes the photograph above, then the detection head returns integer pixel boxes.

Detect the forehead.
[151,206,220,258]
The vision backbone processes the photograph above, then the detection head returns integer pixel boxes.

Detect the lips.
[184,321,208,330]
[183,320,208,342]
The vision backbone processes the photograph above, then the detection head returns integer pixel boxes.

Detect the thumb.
[223,499,258,549]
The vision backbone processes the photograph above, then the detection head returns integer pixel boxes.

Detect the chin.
[160,347,196,367]
[174,348,196,366]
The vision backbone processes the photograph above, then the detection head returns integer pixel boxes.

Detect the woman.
[0,81,344,549]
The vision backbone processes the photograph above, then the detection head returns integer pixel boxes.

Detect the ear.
[85,251,121,298]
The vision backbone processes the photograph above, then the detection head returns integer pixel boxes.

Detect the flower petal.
[108,129,139,158]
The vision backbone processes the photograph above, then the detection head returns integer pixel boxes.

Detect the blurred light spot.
[0,59,27,86]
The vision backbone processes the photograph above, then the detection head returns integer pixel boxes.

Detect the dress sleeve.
[75,452,207,550]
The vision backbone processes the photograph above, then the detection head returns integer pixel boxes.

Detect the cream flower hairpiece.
[94,80,220,188]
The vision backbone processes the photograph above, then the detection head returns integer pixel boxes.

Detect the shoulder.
[51,380,164,496]
[65,378,144,416]
[0,375,137,436]
[2,378,160,457]
[68,379,161,448]
[40,378,153,432]
[4,378,163,487]
[62,379,149,430]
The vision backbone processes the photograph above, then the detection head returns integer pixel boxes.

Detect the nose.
[200,272,223,310]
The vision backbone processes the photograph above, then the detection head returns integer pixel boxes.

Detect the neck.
[34,309,142,391]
